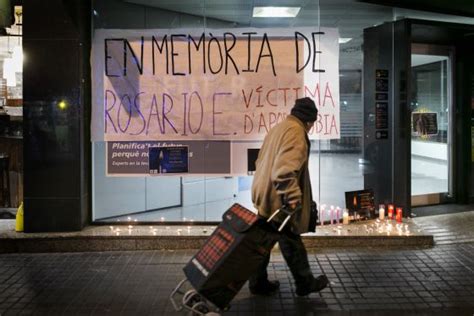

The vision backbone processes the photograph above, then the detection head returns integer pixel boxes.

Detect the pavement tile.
[0,244,473,314]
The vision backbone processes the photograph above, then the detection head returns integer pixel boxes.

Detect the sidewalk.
[0,212,473,314]
[0,244,473,315]
[411,211,474,245]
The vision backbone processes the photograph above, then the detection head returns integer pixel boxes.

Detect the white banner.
[92,27,340,141]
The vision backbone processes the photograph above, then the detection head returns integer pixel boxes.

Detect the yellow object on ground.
[15,202,24,232]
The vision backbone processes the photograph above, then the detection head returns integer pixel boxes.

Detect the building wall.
[23,0,91,232]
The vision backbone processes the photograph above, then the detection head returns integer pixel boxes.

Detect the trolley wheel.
[191,301,210,315]
[183,290,202,307]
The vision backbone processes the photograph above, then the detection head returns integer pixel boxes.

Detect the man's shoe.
[249,280,280,296]
[295,275,329,296]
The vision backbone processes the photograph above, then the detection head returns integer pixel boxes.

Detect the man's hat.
[290,97,318,123]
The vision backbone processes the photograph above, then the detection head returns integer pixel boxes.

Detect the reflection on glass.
[410,54,449,196]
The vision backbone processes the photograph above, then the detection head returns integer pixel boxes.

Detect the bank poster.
[149,146,189,174]
[92,27,340,175]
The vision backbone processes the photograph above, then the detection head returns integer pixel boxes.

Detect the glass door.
[411,44,453,206]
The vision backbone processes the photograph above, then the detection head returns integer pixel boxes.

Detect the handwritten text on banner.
[92,28,340,141]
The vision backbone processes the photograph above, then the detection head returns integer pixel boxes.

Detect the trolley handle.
[169,278,188,311]
[266,206,294,232]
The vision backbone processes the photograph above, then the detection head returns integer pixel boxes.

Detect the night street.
[1,243,473,315]
[1,0,474,315]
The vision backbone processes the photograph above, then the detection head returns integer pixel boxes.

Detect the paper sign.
[149,146,189,174]
[345,189,375,217]
[412,112,438,136]
[92,27,340,142]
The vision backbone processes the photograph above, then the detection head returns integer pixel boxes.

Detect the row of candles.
[108,205,404,236]
[330,220,411,236]
[318,204,404,225]
[108,225,204,236]
[366,219,410,236]
[107,222,410,237]
[378,204,403,223]
[110,216,204,236]
[116,216,168,222]
[318,205,351,225]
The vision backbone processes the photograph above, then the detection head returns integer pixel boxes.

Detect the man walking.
[249,97,329,296]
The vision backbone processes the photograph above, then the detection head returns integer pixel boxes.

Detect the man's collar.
[287,115,306,129]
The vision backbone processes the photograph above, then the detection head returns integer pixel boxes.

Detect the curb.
[0,234,434,253]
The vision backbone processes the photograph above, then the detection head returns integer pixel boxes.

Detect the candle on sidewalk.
[388,204,394,220]
[396,207,403,223]
[378,204,385,220]
[342,209,349,225]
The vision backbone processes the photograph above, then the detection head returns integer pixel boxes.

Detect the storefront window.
[91,0,394,223]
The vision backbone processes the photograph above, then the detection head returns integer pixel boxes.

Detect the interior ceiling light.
[338,38,352,44]
[252,7,301,18]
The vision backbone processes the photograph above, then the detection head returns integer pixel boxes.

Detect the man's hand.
[289,202,298,210]
[286,201,302,212]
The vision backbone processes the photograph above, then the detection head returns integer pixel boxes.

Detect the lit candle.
[388,204,394,220]
[336,207,341,223]
[342,210,349,225]
[379,204,385,220]
[396,207,403,223]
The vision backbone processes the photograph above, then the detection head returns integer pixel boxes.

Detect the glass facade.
[91,0,474,223]
[411,47,451,197]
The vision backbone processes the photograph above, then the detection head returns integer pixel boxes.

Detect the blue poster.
[149,146,189,174]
